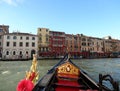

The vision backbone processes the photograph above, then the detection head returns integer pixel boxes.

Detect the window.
[19,51,23,58]
[6,42,10,47]
[102,48,104,51]
[26,37,29,40]
[32,42,35,47]
[46,29,48,32]
[26,51,28,54]
[0,42,1,46]
[7,36,10,39]
[46,37,49,42]
[13,36,17,39]
[6,51,9,55]
[19,42,23,47]
[32,37,35,40]
[20,36,22,40]
[39,37,42,43]
[26,42,29,47]
[13,51,16,55]
[88,43,90,46]
[20,51,22,55]
[13,42,16,47]
[0,29,3,32]
[0,36,2,39]
[82,42,86,46]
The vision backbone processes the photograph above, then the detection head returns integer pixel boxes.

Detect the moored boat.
[32,54,119,91]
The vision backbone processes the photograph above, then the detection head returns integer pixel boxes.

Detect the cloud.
[3,0,17,6]
[1,0,24,6]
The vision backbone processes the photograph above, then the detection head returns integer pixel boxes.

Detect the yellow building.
[37,28,49,52]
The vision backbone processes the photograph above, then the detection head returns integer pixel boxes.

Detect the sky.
[0,0,120,39]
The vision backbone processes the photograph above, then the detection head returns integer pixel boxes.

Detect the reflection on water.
[0,58,120,90]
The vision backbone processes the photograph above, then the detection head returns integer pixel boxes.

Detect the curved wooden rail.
[99,74,119,91]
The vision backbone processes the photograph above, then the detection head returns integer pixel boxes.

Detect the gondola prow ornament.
[16,54,39,91]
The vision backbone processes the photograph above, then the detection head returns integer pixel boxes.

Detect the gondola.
[32,54,119,91]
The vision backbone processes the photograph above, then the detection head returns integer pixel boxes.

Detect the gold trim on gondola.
[57,61,80,76]
[25,54,39,84]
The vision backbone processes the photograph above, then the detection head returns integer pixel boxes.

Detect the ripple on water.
[2,71,10,74]
[116,64,120,67]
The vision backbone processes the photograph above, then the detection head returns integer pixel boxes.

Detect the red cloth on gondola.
[56,87,80,91]
[57,79,80,87]
[16,79,34,91]
[55,79,80,91]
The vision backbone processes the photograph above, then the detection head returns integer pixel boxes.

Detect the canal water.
[0,58,120,91]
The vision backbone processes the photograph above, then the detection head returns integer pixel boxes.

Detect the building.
[90,37,104,52]
[103,36,112,53]
[37,28,66,57]
[2,32,38,59]
[89,37,104,58]
[37,28,49,52]
[37,28,120,58]
[65,34,74,52]
[117,40,120,52]
[0,35,2,58]
[49,31,66,57]
[37,28,50,57]
[0,25,120,59]
[66,34,81,57]
[110,39,120,52]
[0,25,9,58]
[81,35,90,52]
[0,25,9,34]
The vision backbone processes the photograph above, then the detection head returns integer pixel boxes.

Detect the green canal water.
[0,58,120,91]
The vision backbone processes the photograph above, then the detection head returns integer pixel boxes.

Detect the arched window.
[6,51,9,55]
[19,51,23,58]
[20,51,22,55]
[32,37,35,40]
[13,51,16,55]
[26,51,28,54]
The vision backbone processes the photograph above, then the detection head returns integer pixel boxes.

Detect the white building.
[2,32,38,59]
